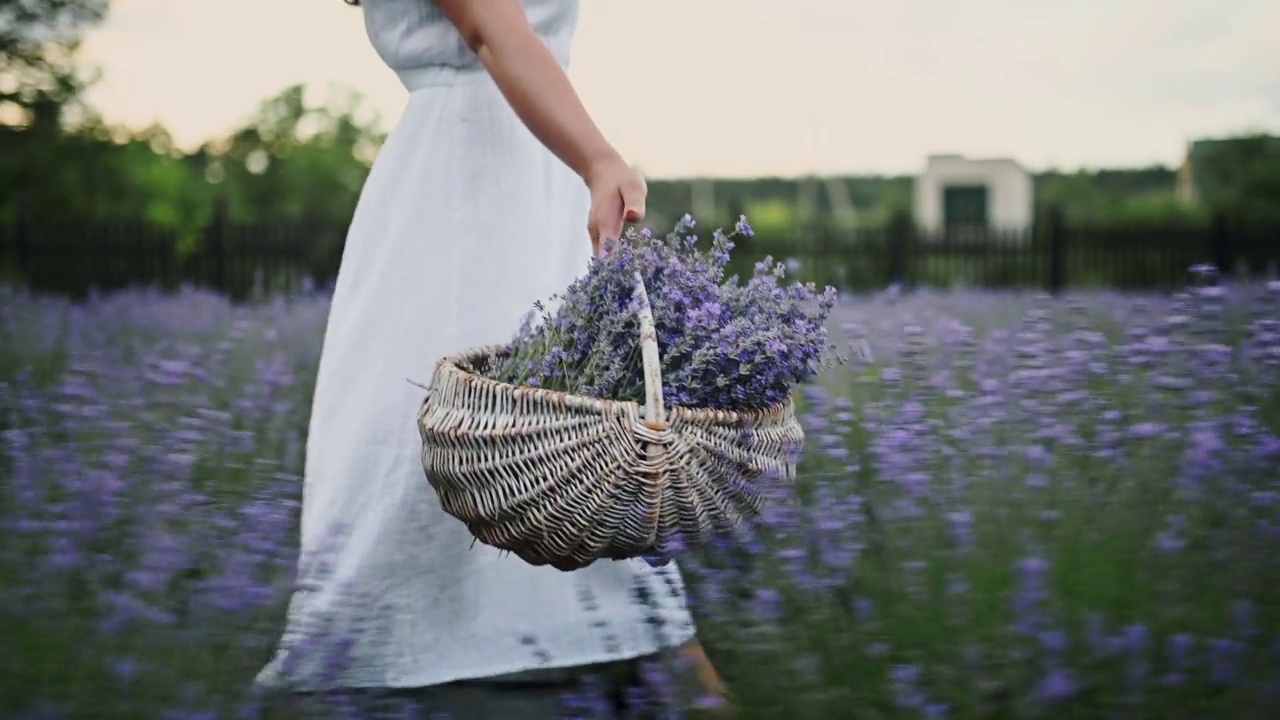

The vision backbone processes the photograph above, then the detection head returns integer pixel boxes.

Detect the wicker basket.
[416,271,804,571]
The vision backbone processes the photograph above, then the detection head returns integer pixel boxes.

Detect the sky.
[78,0,1280,179]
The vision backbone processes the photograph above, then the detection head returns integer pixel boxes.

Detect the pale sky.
[79,0,1280,178]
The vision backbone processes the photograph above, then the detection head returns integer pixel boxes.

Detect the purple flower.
[494,216,838,410]
[1036,668,1076,702]
[6,271,1280,718]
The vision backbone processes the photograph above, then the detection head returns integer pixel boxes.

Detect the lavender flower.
[3,278,1279,718]
[492,216,838,410]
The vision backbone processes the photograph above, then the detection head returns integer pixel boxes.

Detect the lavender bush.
[2,272,1279,718]
[493,214,838,411]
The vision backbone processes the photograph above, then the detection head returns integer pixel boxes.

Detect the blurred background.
[2,0,1278,297]
[3,2,1280,719]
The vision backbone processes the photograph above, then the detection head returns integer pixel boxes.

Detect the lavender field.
[2,279,1279,719]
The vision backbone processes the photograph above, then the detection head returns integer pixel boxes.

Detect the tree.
[0,0,109,221]
[1191,134,1280,226]
[205,83,386,226]
[0,0,107,130]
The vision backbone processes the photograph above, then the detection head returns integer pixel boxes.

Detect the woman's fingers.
[588,219,601,255]
[621,179,646,224]
[589,192,627,256]
[602,190,626,242]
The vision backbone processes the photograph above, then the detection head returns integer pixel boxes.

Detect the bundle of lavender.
[492,214,838,411]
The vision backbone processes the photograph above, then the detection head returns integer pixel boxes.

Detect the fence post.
[207,196,229,292]
[886,209,912,286]
[1047,207,1066,294]
[1211,212,1230,277]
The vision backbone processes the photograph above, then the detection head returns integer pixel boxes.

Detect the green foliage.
[1032,167,1203,225]
[1102,193,1208,226]
[645,167,1223,239]
[648,176,916,235]
[0,0,109,222]
[2,82,384,260]
[208,83,384,226]
[0,0,107,127]
[742,198,795,236]
[1191,134,1280,225]
[0,0,383,237]
[854,177,915,227]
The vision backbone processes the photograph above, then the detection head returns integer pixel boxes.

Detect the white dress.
[258,0,695,691]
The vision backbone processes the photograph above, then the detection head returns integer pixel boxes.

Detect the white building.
[914,154,1034,235]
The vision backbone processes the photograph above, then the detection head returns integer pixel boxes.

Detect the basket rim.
[427,344,795,425]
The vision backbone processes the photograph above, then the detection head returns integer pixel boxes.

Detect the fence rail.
[2,209,1278,300]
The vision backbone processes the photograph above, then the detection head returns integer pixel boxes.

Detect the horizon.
[77,0,1280,179]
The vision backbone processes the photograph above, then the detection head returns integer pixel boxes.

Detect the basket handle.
[632,271,666,426]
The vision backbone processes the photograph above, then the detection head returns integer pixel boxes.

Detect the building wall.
[914,155,1034,235]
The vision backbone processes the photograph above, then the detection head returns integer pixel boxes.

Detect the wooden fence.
[2,207,1278,300]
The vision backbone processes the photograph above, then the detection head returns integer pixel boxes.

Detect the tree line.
[3,0,1278,254]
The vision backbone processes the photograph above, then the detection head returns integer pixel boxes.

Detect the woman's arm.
[435,0,620,187]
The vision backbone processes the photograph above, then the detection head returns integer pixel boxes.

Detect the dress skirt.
[258,67,696,691]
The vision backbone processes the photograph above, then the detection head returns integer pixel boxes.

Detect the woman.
[258,0,728,716]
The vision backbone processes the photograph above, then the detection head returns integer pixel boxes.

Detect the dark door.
[943,184,989,227]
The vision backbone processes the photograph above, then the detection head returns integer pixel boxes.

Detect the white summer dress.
[257,0,696,691]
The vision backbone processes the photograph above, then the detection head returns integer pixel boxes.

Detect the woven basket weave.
[417,271,804,571]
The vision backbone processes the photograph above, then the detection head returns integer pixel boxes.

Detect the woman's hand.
[585,155,647,255]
